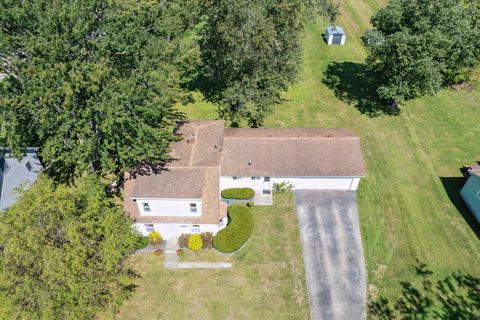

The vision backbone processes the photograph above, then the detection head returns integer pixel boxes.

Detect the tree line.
[0,0,336,319]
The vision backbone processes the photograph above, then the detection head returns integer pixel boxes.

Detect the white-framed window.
[145,224,155,233]
[192,225,200,233]
[190,203,197,213]
[233,177,242,180]
[251,177,260,180]
[142,202,151,212]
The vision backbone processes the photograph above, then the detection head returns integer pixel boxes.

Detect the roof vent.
[248,160,252,166]
[186,134,195,144]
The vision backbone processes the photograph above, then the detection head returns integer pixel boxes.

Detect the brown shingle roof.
[221,128,365,177]
[130,167,205,199]
[169,120,224,167]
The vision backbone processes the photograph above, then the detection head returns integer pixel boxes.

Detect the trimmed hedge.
[221,188,255,200]
[213,204,254,253]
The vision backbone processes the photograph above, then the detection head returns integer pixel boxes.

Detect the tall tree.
[0,175,139,319]
[363,0,480,105]
[0,0,201,181]
[200,0,333,127]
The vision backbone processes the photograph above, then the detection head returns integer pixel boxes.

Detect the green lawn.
[115,194,309,320]
[177,0,480,304]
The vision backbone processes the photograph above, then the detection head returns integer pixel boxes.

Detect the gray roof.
[0,148,42,210]
[326,26,345,36]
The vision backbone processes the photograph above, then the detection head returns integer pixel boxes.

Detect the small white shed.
[325,26,346,45]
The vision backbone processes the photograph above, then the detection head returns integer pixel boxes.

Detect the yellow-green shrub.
[148,231,162,246]
[188,234,203,251]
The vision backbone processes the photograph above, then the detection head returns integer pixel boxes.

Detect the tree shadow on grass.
[369,260,480,319]
[322,61,400,117]
[440,176,480,241]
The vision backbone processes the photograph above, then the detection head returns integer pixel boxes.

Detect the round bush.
[188,234,203,251]
[134,236,149,250]
[148,231,163,246]
[213,204,254,253]
[221,188,255,200]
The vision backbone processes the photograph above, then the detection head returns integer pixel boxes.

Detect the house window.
[190,203,197,213]
[192,225,200,233]
[233,177,242,180]
[251,177,260,180]
[25,160,32,172]
[142,202,151,213]
[145,224,155,233]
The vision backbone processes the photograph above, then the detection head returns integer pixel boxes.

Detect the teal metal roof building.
[460,169,480,223]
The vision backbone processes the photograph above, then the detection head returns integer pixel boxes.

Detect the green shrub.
[178,233,191,248]
[134,236,149,250]
[148,231,162,246]
[221,188,255,199]
[201,232,213,249]
[188,234,203,251]
[213,204,254,253]
[273,181,294,192]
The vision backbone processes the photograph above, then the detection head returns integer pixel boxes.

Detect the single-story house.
[0,148,42,210]
[325,26,346,45]
[124,120,365,238]
[460,168,480,223]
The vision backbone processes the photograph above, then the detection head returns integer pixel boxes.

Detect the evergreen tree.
[0,0,201,181]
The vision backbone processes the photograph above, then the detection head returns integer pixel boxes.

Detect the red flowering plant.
[154,249,163,256]
[176,248,184,255]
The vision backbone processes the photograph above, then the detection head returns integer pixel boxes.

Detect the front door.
[263,177,271,194]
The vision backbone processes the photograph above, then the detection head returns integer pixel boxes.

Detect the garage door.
[272,177,359,191]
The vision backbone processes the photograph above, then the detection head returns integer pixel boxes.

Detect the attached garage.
[272,177,361,191]
[220,128,365,192]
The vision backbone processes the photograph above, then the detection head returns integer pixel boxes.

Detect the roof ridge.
[223,136,359,140]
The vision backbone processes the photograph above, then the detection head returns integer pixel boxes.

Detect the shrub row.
[178,232,213,249]
[221,188,255,200]
[213,204,254,253]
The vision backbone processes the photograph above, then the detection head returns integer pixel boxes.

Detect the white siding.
[272,177,360,191]
[134,221,226,238]
[134,198,202,217]
[220,176,265,191]
[220,176,362,191]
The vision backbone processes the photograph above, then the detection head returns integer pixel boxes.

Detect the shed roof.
[326,26,345,35]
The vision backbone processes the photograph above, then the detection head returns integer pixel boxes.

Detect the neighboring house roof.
[326,26,345,35]
[221,128,365,177]
[0,148,42,210]
[471,169,480,178]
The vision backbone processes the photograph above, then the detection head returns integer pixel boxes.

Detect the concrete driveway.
[294,190,366,320]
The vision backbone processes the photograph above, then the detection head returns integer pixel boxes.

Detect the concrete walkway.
[294,190,366,320]
[254,190,273,205]
[163,238,232,270]
[164,238,179,269]
[177,262,232,269]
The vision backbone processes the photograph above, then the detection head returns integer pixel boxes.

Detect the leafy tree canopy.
[200,0,338,127]
[0,175,140,319]
[363,0,480,104]
[0,0,202,181]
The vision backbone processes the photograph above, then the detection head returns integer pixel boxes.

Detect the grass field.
[115,194,309,320]
[177,0,480,304]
